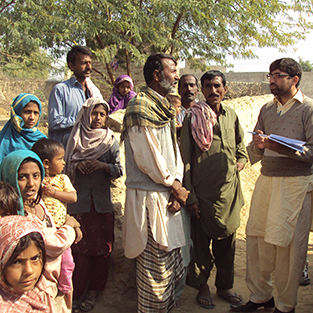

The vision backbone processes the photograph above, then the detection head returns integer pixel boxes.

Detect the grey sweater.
[248,94,313,176]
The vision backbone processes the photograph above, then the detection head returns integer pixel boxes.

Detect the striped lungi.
[136,227,185,312]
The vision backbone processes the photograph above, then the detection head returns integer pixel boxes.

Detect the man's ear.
[292,75,300,87]
[68,62,75,72]
[153,69,161,82]
[42,159,50,169]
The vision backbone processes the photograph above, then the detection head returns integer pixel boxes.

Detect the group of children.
[0,94,122,313]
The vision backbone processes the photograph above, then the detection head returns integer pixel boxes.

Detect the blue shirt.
[48,76,92,145]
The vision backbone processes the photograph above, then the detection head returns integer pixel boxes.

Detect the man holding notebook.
[232,58,313,313]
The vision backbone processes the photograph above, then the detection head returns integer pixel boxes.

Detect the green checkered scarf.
[121,86,177,156]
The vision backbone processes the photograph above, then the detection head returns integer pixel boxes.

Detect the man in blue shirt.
[48,45,103,146]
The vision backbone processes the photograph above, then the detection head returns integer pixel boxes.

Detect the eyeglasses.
[266,73,290,79]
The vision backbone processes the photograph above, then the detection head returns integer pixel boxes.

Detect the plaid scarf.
[121,86,177,156]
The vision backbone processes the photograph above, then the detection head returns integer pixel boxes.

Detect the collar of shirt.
[274,89,303,116]
[69,75,91,97]
[147,86,164,100]
[219,102,227,116]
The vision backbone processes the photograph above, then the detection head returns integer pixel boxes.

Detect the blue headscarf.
[0,93,47,163]
[0,150,45,216]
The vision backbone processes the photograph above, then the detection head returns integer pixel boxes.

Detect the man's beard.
[160,74,177,94]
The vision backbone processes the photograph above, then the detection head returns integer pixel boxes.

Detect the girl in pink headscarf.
[108,75,136,114]
[0,215,49,312]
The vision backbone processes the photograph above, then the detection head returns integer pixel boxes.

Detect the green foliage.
[299,57,313,72]
[1,0,313,82]
[0,48,53,79]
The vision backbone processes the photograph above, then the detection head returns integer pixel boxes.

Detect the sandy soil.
[90,162,313,313]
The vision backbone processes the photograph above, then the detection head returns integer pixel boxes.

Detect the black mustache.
[209,93,219,98]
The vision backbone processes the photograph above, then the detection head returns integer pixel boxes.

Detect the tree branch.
[170,12,184,54]
[0,0,16,14]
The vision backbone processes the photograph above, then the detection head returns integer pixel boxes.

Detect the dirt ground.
[89,161,313,313]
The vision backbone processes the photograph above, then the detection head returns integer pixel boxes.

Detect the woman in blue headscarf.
[0,93,47,163]
[0,150,45,216]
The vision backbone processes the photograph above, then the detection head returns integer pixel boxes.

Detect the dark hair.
[66,45,93,66]
[32,138,64,161]
[201,70,226,87]
[19,158,43,205]
[178,74,199,89]
[143,53,177,85]
[94,103,109,115]
[269,58,302,88]
[2,232,46,287]
[0,182,19,217]
[32,138,64,162]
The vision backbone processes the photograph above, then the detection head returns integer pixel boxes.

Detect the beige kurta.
[246,174,313,247]
[123,126,185,259]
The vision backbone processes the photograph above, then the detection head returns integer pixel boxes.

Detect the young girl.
[108,74,136,114]
[65,97,123,312]
[32,138,77,294]
[0,150,82,313]
[0,215,49,312]
[0,93,46,164]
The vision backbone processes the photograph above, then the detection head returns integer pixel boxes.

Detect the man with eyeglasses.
[231,58,313,313]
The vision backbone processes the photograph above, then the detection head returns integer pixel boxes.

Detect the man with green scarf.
[122,53,189,313]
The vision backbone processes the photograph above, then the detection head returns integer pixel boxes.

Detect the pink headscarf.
[189,101,217,151]
[65,98,115,183]
[0,215,49,312]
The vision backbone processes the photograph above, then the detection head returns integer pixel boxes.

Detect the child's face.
[3,241,43,294]
[48,148,65,175]
[18,162,41,201]
[117,81,131,97]
[173,99,182,116]
[91,105,107,129]
[20,102,40,129]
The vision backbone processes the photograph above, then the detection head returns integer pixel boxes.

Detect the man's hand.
[236,162,245,172]
[253,130,283,153]
[263,138,284,153]
[253,130,266,149]
[171,180,189,206]
[167,194,182,214]
[187,202,200,218]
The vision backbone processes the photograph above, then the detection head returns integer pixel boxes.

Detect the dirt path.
[91,162,313,313]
